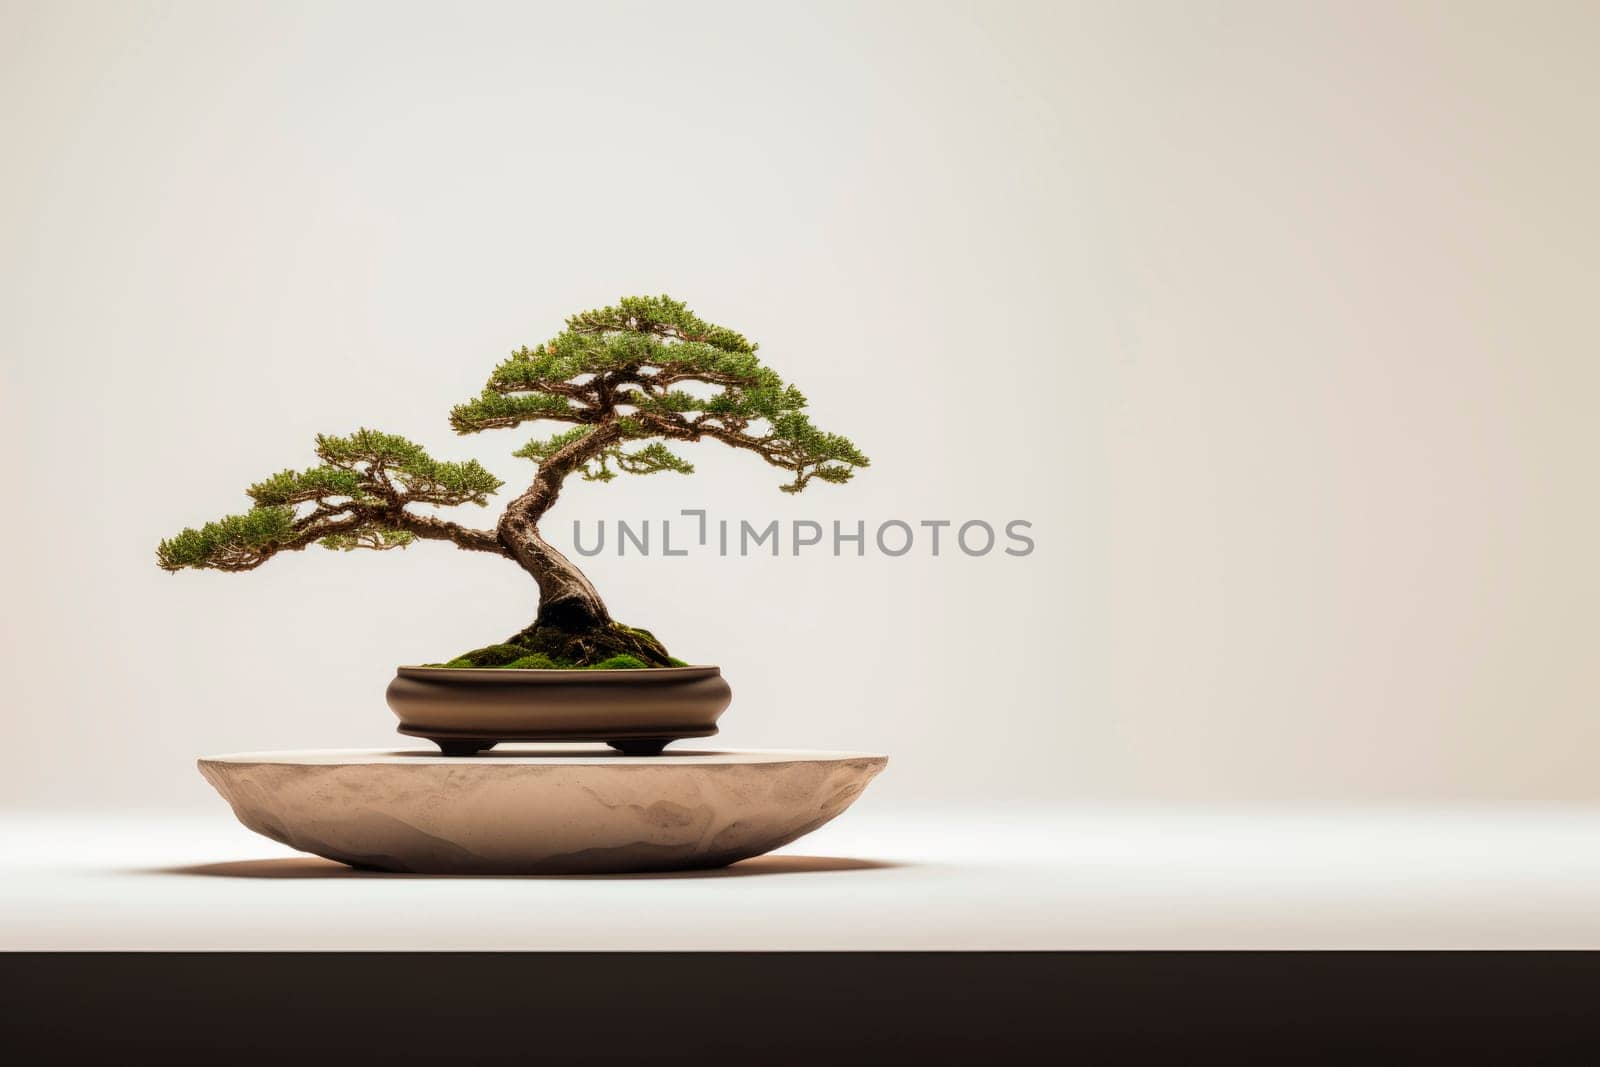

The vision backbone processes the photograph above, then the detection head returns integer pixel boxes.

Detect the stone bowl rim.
[395,664,723,682]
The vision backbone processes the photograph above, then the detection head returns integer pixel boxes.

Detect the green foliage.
[157,506,297,571]
[580,455,617,482]
[314,428,431,468]
[157,427,500,572]
[450,390,578,433]
[629,389,701,414]
[315,429,501,505]
[569,294,757,353]
[614,443,694,476]
[457,294,868,493]
[511,426,594,463]
[513,424,692,482]
[319,528,415,552]
[248,466,367,507]
[767,412,870,493]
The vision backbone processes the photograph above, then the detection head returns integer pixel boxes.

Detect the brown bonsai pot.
[386,665,732,756]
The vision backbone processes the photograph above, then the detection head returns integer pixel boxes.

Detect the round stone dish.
[198,747,888,875]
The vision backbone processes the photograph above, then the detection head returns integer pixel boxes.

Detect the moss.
[437,621,687,668]
[615,624,663,646]
[502,653,566,669]
[583,654,649,670]
[438,654,664,669]
[506,621,674,667]
[447,643,533,667]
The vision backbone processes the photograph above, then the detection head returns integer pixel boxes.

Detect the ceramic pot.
[385,665,731,756]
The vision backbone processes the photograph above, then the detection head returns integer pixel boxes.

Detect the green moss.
[432,650,666,669]
[502,653,567,669]
[436,621,690,669]
[583,654,649,670]
[615,624,664,648]
[448,643,533,667]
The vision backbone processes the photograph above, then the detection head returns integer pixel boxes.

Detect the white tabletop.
[4,806,1598,950]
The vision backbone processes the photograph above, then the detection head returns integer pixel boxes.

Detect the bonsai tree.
[157,295,868,668]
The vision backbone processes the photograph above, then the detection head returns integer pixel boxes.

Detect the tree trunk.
[480,420,673,666]
[498,484,612,632]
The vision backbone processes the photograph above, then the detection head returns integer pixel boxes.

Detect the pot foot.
[432,739,497,757]
[608,738,670,757]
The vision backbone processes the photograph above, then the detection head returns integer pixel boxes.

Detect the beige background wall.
[2,1,1596,809]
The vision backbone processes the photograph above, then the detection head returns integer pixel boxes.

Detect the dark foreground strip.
[1,952,1598,1062]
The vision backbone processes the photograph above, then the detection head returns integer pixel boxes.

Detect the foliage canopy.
[450,295,868,493]
[157,292,870,655]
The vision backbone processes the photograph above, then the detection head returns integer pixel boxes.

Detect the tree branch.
[388,511,508,555]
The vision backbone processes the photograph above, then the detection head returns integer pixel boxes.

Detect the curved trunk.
[486,420,672,665]
[501,519,611,630]
[496,422,620,632]
[497,487,611,632]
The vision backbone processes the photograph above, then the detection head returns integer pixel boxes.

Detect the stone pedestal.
[199,747,887,875]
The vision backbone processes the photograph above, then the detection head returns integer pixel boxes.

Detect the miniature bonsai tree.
[157,295,868,668]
